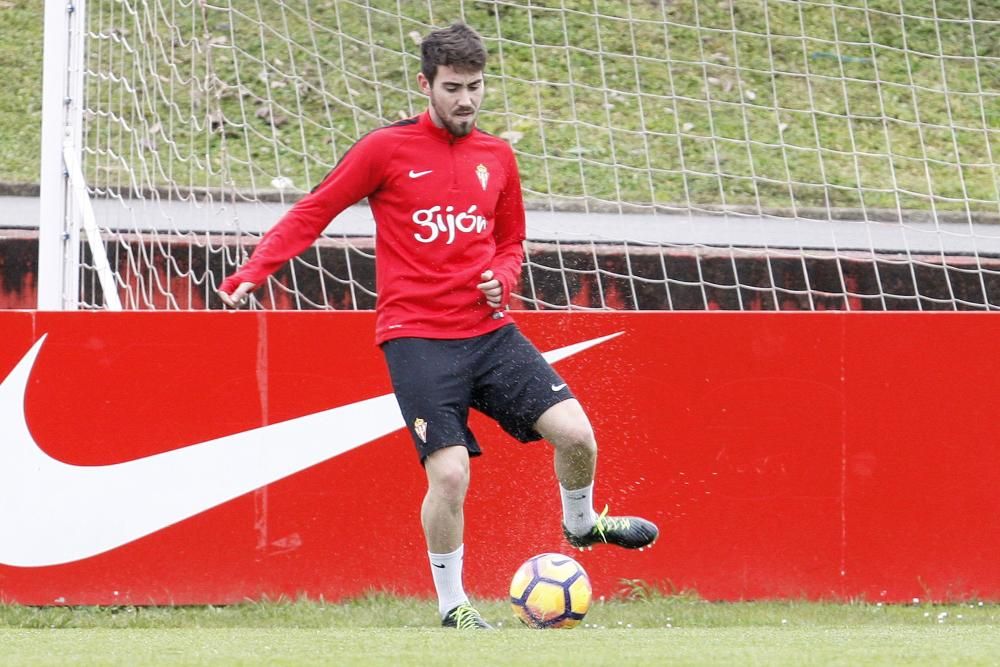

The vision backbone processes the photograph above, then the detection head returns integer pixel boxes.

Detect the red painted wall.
[0,311,997,604]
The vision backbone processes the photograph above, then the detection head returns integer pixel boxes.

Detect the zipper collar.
[418,110,475,144]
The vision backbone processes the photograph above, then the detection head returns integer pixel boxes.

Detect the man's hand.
[217,281,256,308]
[476,270,503,309]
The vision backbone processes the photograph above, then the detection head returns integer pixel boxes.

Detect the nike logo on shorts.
[551,383,567,391]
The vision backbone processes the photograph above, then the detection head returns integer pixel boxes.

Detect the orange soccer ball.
[509,553,592,629]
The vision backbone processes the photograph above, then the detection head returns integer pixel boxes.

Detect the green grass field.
[2,0,999,213]
[1,595,997,666]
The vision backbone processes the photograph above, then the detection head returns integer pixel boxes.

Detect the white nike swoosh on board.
[408,169,432,178]
[0,330,622,567]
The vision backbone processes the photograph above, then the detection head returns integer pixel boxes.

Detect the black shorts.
[381,324,574,462]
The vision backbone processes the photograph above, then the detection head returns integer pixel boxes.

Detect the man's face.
[419,65,484,138]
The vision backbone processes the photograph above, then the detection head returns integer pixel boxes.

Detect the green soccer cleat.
[441,603,495,630]
[563,505,659,551]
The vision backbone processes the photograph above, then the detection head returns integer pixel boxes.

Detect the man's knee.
[558,423,597,457]
[535,400,596,453]
[425,445,471,501]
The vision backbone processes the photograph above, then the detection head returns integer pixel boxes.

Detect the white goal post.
[38,0,1000,311]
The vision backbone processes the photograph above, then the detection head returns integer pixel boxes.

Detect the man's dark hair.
[420,23,487,84]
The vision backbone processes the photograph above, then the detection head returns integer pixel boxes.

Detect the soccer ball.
[509,552,592,629]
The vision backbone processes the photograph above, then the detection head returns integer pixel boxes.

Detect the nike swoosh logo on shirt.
[408,169,432,179]
[0,331,622,567]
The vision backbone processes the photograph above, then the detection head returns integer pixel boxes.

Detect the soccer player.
[218,22,658,630]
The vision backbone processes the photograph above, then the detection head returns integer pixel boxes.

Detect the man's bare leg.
[535,399,659,550]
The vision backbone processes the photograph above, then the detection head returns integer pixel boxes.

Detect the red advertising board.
[0,311,997,604]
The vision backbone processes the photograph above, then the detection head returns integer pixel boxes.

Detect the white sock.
[560,482,598,536]
[428,544,468,617]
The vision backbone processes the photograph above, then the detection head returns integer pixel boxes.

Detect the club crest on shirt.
[413,417,428,443]
[476,164,489,191]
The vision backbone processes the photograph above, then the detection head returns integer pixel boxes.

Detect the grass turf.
[1,626,998,667]
[1,596,997,666]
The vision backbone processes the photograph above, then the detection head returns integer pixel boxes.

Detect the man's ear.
[417,72,431,95]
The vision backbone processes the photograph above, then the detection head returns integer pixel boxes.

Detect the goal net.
[46,0,1000,311]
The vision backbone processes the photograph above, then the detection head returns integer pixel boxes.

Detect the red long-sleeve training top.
[220,111,526,344]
